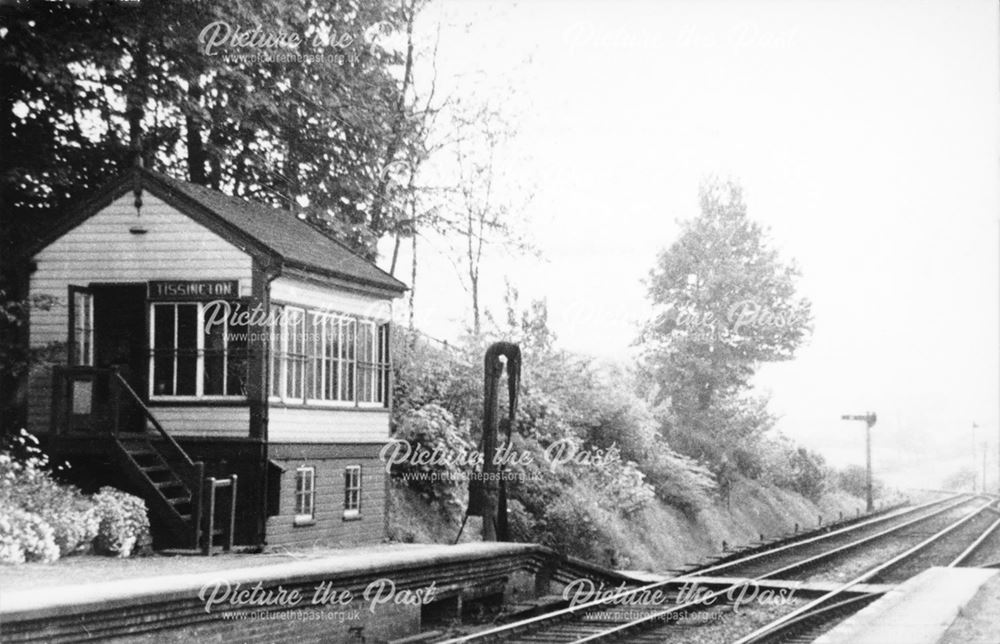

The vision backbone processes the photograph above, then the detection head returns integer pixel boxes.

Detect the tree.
[639,178,812,471]
[837,463,884,500]
[1,0,427,265]
[942,467,977,492]
[432,100,533,336]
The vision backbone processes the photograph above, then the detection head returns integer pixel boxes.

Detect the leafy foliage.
[0,506,59,564]
[92,487,152,558]
[0,430,148,562]
[767,446,829,502]
[0,291,63,437]
[2,0,427,262]
[638,178,818,498]
[941,467,977,492]
[387,403,473,510]
[389,292,721,556]
[642,179,812,413]
[836,464,884,500]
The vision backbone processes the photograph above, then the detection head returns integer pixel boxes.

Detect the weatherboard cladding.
[31,168,407,294]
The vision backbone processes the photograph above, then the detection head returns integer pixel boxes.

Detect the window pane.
[177,305,198,350]
[329,318,341,400]
[308,313,322,399]
[176,354,197,395]
[152,305,175,395]
[289,309,305,353]
[72,292,94,367]
[295,468,314,517]
[154,305,174,349]
[287,309,306,400]
[270,306,282,397]
[377,324,389,405]
[227,309,248,396]
[344,320,355,401]
[358,323,373,402]
[175,305,198,395]
[203,317,226,396]
[153,352,173,396]
[344,466,361,512]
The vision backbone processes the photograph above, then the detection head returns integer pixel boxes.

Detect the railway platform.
[814,566,999,644]
[0,541,629,643]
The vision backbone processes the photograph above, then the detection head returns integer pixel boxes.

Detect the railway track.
[729,496,998,644]
[950,511,1000,567]
[691,495,978,581]
[433,493,994,644]
[434,495,988,644]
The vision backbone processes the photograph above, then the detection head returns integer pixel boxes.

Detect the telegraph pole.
[842,412,877,512]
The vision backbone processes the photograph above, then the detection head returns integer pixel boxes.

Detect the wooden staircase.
[114,435,202,548]
[53,366,237,554]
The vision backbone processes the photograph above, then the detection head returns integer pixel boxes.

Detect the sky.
[379,0,1000,490]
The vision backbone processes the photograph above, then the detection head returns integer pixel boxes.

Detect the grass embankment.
[388,477,866,572]
[1,480,865,591]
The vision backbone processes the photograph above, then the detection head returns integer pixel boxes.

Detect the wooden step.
[154,480,185,491]
[118,439,153,449]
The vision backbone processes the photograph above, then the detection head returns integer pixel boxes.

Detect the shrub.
[504,498,537,543]
[3,462,98,557]
[533,489,610,561]
[836,464,884,500]
[0,505,59,563]
[579,455,656,516]
[43,493,100,556]
[0,431,151,562]
[0,434,99,557]
[639,444,717,517]
[768,447,828,502]
[92,487,151,557]
[388,404,474,510]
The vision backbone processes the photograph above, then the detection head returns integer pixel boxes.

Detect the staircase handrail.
[109,368,197,469]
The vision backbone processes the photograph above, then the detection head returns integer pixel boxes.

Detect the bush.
[92,487,152,557]
[388,404,474,510]
[0,505,59,563]
[1,457,98,557]
[531,487,617,562]
[44,493,100,556]
[580,455,656,516]
[766,446,828,502]
[0,432,101,558]
[639,444,717,517]
[0,431,152,563]
[836,464,884,500]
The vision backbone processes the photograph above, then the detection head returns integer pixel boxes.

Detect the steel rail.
[674,496,950,579]
[566,495,978,644]
[433,494,970,644]
[948,512,1000,567]
[729,498,996,644]
[733,593,878,644]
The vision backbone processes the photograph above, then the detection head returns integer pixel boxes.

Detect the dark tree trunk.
[126,32,150,158]
[185,75,206,183]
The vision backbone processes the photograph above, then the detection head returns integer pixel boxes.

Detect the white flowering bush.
[92,487,151,557]
[0,429,148,563]
[43,493,100,556]
[0,430,101,558]
[0,505,59,563]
